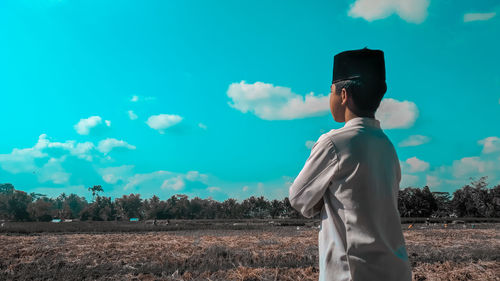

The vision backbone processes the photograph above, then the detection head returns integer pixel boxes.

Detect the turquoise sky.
[1,0,499,201]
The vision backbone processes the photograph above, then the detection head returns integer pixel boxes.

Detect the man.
[288,48,412,281]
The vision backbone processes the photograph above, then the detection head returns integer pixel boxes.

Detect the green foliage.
[6,190,32,221]
[27,198,54,222]
[398,186,438,217]
[0,183,15,195]
[115,194,143,220]
[451,177,498,217]
[398,177,500,218]
[88,185,103,201]
[80,196,116,221]
[1,178,499,222]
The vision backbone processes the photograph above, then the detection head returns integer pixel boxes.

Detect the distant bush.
[0,177,499,222]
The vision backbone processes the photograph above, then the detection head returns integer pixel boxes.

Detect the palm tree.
[88,185,104,202]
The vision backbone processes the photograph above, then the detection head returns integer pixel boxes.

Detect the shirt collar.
[344,117,381,129]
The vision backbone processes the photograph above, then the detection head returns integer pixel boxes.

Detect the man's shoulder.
[322,126,394,150]
[321,127,355,143]
[311,132,334,151]
[312,129,349,152]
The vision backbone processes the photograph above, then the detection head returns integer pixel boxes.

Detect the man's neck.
[344,107,374,123]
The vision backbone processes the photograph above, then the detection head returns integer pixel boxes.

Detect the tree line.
[1,177,498,222]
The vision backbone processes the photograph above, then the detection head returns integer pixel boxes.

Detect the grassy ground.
[0,223,498,280]
[0,219,315,234]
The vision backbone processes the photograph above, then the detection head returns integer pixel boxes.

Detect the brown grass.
[0,224,498,280]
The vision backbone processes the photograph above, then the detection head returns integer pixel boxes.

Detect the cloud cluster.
[127,110,138,120]
[452,157,493,179]
[228,81,419,129]
[186,171,209,184]
[403,136,500,192]
[161,175,185,190]
[348,0,430,23]
[405,156,430,173]
[98,165,135,184]
[399,156,429,187]
[113,168,210,192]
[0,134,136,185]
[375,98,419,129]
[97,138,136,155]
[146,114,183,133]
[227,81,329,120]
[130,95,156,102]
[36,157,70,185]
[463,12,496,22]
[448,137,500,182]
[0,134,93,175]
[399,135,430,147]
[478,137,500,154]
[305,140,316,149]
[198,123,208,130]
[207,186,221,193]
[74,116,111,135]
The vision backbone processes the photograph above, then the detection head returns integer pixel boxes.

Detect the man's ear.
[341,88,348,105]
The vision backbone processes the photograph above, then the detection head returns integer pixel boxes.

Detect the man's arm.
[288,135,337,218]
[311,197,324,216]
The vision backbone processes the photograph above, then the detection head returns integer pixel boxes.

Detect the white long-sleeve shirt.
[289,117,412,281]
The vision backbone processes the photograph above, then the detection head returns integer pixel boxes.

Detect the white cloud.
[71,143,95,161]
[0,147,46,174]
[186,171,209,183]
[127,110,138,120]
[0,134,95,174]
[401,174,420,187]
[375,98,419,129]
[478,136,500,154]
[0,135,81,185]
[146,114,183,133]
[123,171,172,190]
[464,12,496,22]
[305,140,316,149]
[198,123,207,130]
[425,136,500,191]
[38,134,95,161]
[242,186,249,192]
[130,95,155,102]
[161,175,185,190]
[348,0,430,23]
[283,176,294,187]
[452,156,495,179]
[426,175,441,188]
[98,165,135,184]
[405,156,430,173]
[207,186,221,193]
[97,138,136,155]
[74,116,111,135]
[257,182,265,193]
[122,170,211,192]
[37,157,70,184]
[399,135,430,147]
[227,81,329,120]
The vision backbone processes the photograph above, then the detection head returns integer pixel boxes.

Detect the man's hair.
[334,79,387,113]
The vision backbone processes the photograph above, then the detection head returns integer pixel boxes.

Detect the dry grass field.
[0,223,498,281]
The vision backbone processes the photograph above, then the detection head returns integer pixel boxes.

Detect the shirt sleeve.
[288,134,338,218]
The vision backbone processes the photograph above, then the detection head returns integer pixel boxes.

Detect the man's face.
[330,83,345,122]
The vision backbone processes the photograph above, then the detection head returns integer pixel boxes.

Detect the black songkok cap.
[332,48,385,84]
